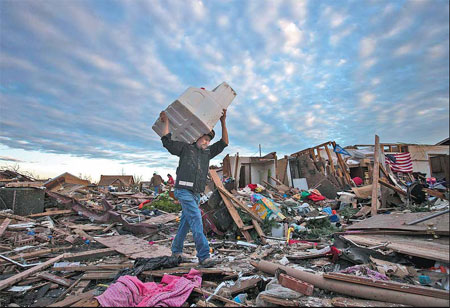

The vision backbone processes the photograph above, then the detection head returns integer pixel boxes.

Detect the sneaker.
[198,257,218,268]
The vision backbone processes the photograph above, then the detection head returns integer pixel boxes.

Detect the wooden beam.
[63,248,115,261]
[0,254,65,291]
[371,135,381,216]
[48,290,95,307]
[27,209,73,218]
[216,186,263,223]
[323,272,449,299]
[332,141,353,186]
[37,272,73,287]
[324,144,336,175]
[209,169,253,242]
[252,219,267,244]
[379,179,407,196]
[0,218,11,237]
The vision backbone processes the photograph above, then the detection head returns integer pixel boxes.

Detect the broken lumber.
[371,135,381,216]
[331,297,409,307]
[0,254,65,291]
[0,211,35,222]
[323,272,449,300]
[251,260,449,307]
[48,289,96,307]
[64,248,115,261]
[209,169,253,242]
[27,209,73,217]
[0,218,11,237]
[37,271,73,287]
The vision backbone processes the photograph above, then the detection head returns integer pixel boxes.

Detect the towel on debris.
[96,268,202,307]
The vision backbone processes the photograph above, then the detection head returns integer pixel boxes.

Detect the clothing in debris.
[172,188,210,262]
[113,255,181,281]
[161,132,227,193]
[96,268,202,307]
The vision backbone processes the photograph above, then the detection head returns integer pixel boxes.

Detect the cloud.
[1,0,449,180]
[359,37,376,58]
[0,156,24,163]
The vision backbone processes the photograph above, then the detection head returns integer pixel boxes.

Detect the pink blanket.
[96,268,202,307]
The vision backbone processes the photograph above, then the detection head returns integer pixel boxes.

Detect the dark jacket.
[161,133,228,193]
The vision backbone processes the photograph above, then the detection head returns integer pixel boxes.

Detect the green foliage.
[340,207,359,218]
[143,192,181,213]
[302,217,340,239]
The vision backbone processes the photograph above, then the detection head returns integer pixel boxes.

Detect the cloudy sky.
[0,0,449,182]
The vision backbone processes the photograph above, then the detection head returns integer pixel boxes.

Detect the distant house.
[222,152,277,188]
[98,175,135,191]
[44,172,90,191]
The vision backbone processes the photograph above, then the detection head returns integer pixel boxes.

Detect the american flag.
[385,153,413,173]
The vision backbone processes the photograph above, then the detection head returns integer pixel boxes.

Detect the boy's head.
[195,130,215,150]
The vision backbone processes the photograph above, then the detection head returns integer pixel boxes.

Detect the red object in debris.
[247,184,258,191]
[352,177,363,186]
[307,192,325,202]
[138,200,151,209]
[278,273,314,296]
[201,87,206,90]
[332,210,337,215]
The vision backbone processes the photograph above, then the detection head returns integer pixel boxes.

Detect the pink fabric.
[96,268,202,307]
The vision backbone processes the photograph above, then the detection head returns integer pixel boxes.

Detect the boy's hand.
[160,111,168,123]
[220,109,227,123]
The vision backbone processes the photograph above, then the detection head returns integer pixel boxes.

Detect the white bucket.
[152,82,236,143]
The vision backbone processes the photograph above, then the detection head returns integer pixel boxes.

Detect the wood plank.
[53,277,82,303]
[371,135,381,216]
[0,254,65,291]
[48,290,95,307]
[209,169,253,242]
[27,210,73,218]
[252,219,267,244]
[324,273,449,299]
[346,212,449,234]
[342,234,449,263]
[0,218,11,237]
[379,179,407,196]
[0,212,35,222]
[331,297,408,307]
[423,188,448,200]
[64,248,116,261]
[332,141,353,186]
[324,143,336,175]
[37,271,73,287]
[52,264,133,272]
[217,186,263,223]
[81,271,117,280]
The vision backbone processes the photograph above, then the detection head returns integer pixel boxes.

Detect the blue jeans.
[172,188,210,261]
[153,186,159,195]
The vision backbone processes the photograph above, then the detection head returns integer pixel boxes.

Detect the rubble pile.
[0,136,449,307]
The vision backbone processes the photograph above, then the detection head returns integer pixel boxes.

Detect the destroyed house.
[43,172,90,191]
[347,141,449,185]
[222,152,277,188]
[98,175,135,191]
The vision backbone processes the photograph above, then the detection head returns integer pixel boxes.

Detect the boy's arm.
[159,111,186,156]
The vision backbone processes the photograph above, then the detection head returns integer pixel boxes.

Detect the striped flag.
[385,153,413,173]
